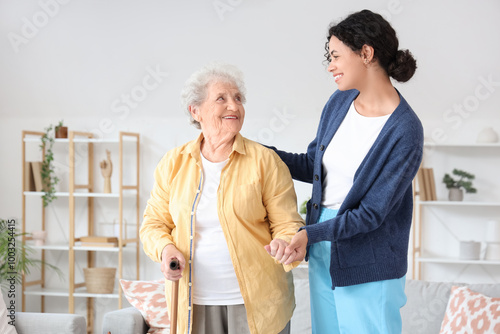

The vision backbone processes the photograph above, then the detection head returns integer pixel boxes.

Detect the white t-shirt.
[322,102,391,209]
[192,152,244,305]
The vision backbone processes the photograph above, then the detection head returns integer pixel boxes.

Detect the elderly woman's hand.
[265,230,308,265]
[161,244,185,281]
[265,238,299,265]
[265,239,289,263]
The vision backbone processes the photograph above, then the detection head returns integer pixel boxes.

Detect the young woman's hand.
[283,230,308,265]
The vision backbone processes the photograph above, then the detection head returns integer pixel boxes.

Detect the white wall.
[1,0,500,331]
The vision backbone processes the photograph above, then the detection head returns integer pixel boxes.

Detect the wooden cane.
[170,259,180,334]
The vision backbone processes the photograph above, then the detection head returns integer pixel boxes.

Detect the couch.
[102,278,500,334]
[1,289,87,334]
[402,279,500,333]
[14,312,87,334]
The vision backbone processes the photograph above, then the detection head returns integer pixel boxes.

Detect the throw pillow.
[0,290,18,334]
[120,279,170,334]
[440,285,500,334]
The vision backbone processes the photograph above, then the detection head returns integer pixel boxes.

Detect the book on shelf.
[24,162,36,191]
[80,236,118,244]
[79,236,118,247]
[417,167,437,201]
[427,168,437,201]
[30,161,44,192]
[417,168,428,201]
[80,242,118,248]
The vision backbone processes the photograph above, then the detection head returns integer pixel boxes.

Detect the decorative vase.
[448,187,464,201]
[55,126,68,138]
[486,220,500,243]
[476,127,499,143]
[485,243,500,261]
[32,230,47,246]
[459,241,481,260]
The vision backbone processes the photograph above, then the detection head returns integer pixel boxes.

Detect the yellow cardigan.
[140,133,305,334]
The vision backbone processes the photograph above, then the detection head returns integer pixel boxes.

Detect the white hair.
[180,62,247,129]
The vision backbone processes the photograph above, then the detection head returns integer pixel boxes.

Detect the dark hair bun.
[388,49,417,83]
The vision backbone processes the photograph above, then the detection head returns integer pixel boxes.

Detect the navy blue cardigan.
[271,89,423,288]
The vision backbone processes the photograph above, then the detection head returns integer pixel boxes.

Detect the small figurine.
[100,150,113,193]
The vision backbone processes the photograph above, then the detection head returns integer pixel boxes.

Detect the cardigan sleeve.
[305,142,423,244]
[266,90,353,184]
[266,139,316,184]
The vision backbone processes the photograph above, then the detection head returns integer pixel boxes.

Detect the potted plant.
[54,120,67,139]
[299,198,309,218]
[442,169,477,201]
[40,124,60,207]
[0,219,62,292]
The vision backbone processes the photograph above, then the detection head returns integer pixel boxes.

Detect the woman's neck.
[354,72,400,117]
[200,135,234,162]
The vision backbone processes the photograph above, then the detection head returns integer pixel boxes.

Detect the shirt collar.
[182,132,246,158]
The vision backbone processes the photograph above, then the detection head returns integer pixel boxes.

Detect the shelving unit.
[412,142,500,282]
[21,130,140,333]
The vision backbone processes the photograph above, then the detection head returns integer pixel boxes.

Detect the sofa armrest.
[15,312,86,334]
[402,279,500,334]
[102,307,148,334]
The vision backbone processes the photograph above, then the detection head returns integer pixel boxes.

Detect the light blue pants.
[308,207,407,334]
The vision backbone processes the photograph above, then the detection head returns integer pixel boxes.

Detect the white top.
[322,102,391,209]
[192,152,244,305]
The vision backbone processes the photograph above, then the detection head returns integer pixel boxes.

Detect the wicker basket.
[83,267,116,294]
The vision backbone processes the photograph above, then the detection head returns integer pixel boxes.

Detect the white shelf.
[24,286,120,299]
[418,200,500,207]
[29,243,137,252]
[24,191,136,198]
[416,256,500,265]
[424,142,500,148]
[23,137,137,144]
[74,243,136,252]
[30,244,70,251]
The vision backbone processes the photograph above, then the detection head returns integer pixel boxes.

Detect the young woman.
[267,9,424,334]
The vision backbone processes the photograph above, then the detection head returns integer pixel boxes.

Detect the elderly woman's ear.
[189,105,199,122]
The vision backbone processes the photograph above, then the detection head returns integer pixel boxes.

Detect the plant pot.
[55,126,68,138]
[448,187,463,201]
[83,267,116,293]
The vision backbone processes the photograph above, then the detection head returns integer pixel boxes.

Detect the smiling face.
[190,80,245,142]
[327,35,367,91]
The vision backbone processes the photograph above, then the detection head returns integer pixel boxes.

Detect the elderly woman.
[140,63,304,334]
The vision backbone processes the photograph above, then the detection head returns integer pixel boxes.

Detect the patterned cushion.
[120,279,170,334]
[439,286,500,334]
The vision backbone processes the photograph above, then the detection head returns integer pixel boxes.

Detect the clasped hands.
[160,229,308,282]
[264,229,308,265]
